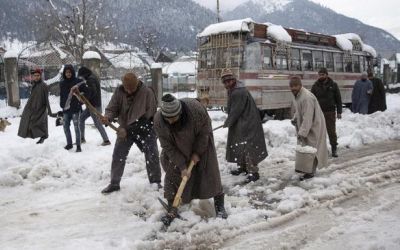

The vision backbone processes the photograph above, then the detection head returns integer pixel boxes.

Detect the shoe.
[36,137,46,144]
[101,184,120,194]
[76,146,82,152]
[244,172,260,183]
[64,144,73,150]
[214,194,228,219]
[331,145,338,158]
[230,167,248,176]
[299,173,314,181]
[101,140,111,146]
[81,138,86,144]
[161,207,178,226]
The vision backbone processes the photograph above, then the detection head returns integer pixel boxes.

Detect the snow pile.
[197,18,253,37]
[266,24,292,43]
[0,172,23,187]
[334,33,377,57]
[296,145,317,154]
[162,56,197,76]
[151,63,162,69]
[3,50,19,59]
[82,51,101,60]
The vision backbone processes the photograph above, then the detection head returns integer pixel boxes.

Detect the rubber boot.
[214,193,228,219]
[331,145,338,158]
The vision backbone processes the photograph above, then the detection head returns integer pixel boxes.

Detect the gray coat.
[154,98,222,203]
[352,79,373,114]
[292,87,328,169]
[18,80,50,139]
[224,82,267,166]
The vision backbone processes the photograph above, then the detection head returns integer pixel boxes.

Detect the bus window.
[313,50,324,70]
[359,56,365,72]
[206,49,214,69]
[301,50,313,71]
[334,53,343,72]
[324,52,334,72]
[353,55,360,73]
[276,54,288,70]
[262,46,273,69]
[230,47,243,68]
[290,48,301,70]
[344,53,353,72]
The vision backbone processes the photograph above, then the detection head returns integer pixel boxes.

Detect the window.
[344,53,353,72]
[206,49,214,69]
[230,47,243,68]
[216,48,228,68]
[313,50,324,71]
[359,56,365,72]
[324,52,334,72]
[262,46,273,69]
[353,55,360,73]
[276,54,288,70]
[301,50,313,71]
[334,53,343,72]
[290,48,301,70]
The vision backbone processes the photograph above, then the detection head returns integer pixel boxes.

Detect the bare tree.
[36,0,114,62]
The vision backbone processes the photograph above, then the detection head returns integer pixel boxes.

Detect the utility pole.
[217,0,221,23]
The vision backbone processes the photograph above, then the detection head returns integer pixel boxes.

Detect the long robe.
[351,79,373,114]
[18,80,50,139]
[153,98,222,204]
[224,82,268,166]
[292,87,328,169]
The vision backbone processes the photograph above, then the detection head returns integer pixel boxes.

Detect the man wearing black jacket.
[311,68,342,157]
[77,66,111,146]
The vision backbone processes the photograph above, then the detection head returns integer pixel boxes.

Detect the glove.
[57,111,64,117]
[117,127,127,139]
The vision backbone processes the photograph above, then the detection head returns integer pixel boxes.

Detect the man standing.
[367,72,386,114]
[77,66,111,146]
[18,68,51,144]
[100,72,161,193]
[352,72,373,114]
[290,76,328,180]
[221,69,267,183]
[311,68,342,157]
[153,94,227,225]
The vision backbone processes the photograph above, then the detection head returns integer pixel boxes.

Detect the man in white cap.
[221,69,268,183]
[153,94,227,226]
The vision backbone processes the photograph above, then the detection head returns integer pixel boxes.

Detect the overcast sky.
[193,0,400,39]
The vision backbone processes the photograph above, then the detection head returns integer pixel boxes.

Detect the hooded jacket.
[60,64,85,114]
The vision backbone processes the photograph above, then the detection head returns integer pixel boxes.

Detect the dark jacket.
[368,77,386,114]
[224,81,268,166]
[78,67,102,107]
[154,98,222,203]
[18,80,50,139]
[60,65,87,114]
[311,77,342,114]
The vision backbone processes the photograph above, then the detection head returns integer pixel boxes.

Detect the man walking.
[77,66,111,146]
[367,72,386,114]
[100,72,161,193]
[18,68,51,144]
[352,72,373,114]
[221,69,268,183]
[154,94,227,226]
[311,68,342,157]
[290,76,328,180]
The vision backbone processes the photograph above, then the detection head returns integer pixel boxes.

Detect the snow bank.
[82,51,101,60]
[0,172,23,187]
[267,24,292,43]
[197,18,253,37]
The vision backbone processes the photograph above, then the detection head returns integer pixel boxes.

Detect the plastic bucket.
[295,151,315,174]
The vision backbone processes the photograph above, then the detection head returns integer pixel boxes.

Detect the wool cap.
[161,94,182,118]
[30,68,42,75]
[122,72,139,89]
[220,68,236,83]
[318,67,328,74]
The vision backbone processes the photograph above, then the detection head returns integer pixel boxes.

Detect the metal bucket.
[295,151,315,174]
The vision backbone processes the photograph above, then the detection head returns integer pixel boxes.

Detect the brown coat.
[18,80,50,139]
[292,87,328,169]
[154,98,222,203]
[105,82,157,127]
[224,82,268,166]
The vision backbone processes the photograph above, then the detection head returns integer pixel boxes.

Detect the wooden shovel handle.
[172,160,195,208]
[74,92,119,132]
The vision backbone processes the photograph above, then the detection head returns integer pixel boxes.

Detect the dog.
[0,118,11,132]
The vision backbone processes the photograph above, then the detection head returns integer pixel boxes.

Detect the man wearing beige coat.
[290,76,328,180]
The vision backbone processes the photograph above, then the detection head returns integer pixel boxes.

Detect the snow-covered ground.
[0,93,400,250]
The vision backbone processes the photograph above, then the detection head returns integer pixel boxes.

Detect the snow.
[334,35,353,51]
[296,145,317,154]
[396,53,400,63]
[252,0,293,13]
[334,33,377,57]
[197,18,254,37]
[266,24,292,43]
[0,93,400,249]
[104,52,148,69]
[82,51,101,60]
[362,43,377,58]
[3,50,18,59]
[162,56,197,76]
[151,63,162,69]
[44,66,64,85]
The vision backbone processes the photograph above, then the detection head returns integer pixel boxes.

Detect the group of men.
[17,65,387,226]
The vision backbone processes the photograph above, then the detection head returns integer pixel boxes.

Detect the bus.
[196,18,377,118]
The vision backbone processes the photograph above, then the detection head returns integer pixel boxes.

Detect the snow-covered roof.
[162,56,197,76]
[362,44,377,58]
[104,52,148,69]
[334,33,377,57]
[267,24,292,43]
[334,35,353,51]
[197,18,254,37]
[83,51,101,60]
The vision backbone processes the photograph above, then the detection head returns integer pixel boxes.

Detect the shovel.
[212,124,224,131]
